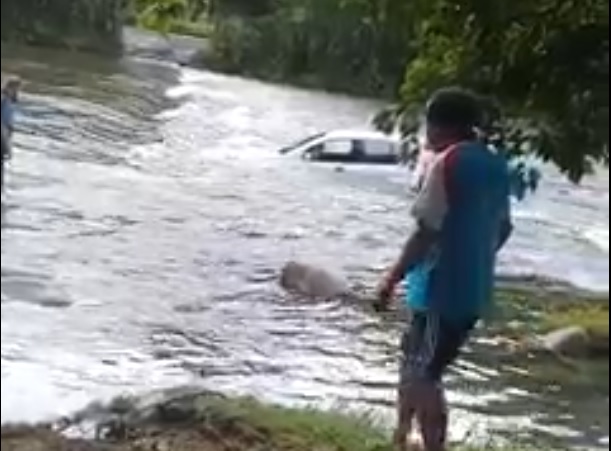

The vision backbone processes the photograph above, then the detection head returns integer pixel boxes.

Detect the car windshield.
[279,133,325,154]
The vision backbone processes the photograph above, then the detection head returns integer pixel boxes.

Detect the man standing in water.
[375,88,513,451]
[1,77,21,190]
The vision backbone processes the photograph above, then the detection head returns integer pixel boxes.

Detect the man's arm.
[376,154,448,310]
[376,223,437,309]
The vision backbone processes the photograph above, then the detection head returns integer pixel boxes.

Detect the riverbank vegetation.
[484,287,609,395]
[1,0,123,52]
[494,286,608,339]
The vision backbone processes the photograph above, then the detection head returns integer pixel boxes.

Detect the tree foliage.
[393,0,609,181]
[1,0,123,52]
[132,0,189,33]
[207,0,415,96]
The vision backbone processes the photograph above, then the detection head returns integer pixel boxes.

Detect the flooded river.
[1,44,609,448]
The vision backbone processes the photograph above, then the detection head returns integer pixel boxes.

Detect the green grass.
[181,395,392,451]
[492,288,608,338]
[541,302,609,337]
[487,288,609,390]
[203,399,562,450]
[143,393,566,451]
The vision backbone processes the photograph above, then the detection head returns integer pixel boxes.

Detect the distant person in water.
[2,76,21,140]
[375,88,513,451]
[1,76,21,190]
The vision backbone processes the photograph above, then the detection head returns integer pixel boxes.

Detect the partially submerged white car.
[279,129,402,164]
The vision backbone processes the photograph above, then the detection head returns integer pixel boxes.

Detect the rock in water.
[539,326,590,358]
[280,261,352,300]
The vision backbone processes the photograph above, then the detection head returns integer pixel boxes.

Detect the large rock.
[279,261,353,300]
[60,387,225,440]
[538,326,590,358]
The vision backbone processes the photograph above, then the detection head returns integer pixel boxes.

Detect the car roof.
[323,129,398,142]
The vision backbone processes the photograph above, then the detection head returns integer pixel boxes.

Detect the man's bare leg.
[416,381,448,451]
[393,384,414,450]
[395,383,430,451]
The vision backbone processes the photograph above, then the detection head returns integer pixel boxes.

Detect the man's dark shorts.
[400,311,476,385]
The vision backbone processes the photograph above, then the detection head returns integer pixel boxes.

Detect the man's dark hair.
[425,87,483,131]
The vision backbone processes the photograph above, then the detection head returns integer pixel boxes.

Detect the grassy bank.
[493,286,609,343]
[478,286,609,397]
[0,392,560,451]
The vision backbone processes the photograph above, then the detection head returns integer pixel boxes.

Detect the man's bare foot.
[406,434,424,451]
[394,429,424,451]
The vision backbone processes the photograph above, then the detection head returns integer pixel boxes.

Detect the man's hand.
[373,270,399,312]
[374,224,437,313]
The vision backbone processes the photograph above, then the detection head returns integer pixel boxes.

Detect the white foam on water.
[582,227,609,253]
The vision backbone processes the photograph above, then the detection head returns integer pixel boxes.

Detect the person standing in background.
[2,76,21,140]
[1,76,21,191]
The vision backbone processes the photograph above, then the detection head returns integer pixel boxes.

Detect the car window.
[323,139,353,155]
[369,139,397,156]
[303,142,324,155]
